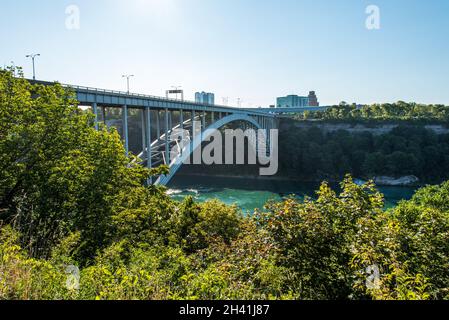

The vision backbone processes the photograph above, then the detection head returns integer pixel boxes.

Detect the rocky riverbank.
[175,172,422,187]
[373,175,420,186]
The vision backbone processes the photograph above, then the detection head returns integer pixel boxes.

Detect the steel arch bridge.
[68,83,277,186]
[31,80,328,186]
[155,113,266,185]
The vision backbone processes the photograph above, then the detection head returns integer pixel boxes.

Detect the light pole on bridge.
[171,86,182,100]
[25,53,40,80]
[237,98,242,108]
[122,74,134,94]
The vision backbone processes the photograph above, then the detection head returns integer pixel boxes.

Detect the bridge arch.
[155,113,264,186]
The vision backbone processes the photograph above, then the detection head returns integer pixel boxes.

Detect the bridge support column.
[202,110,206,131]
[122,105,129,155]
[165,108,169,165]
[141,109,146,155]
[180,110,184,156]
[168,111,173,135]
[267,118,271,156]
[92,103,98,130]
[255,122,259,156]
[156,110,161,142]
[101,106,106,125]
[211,111,215,123]
[269,119,272,156]
[145,108,153,184]
[261,117,267,157]
[191,110,196,160]
[252,125,256,157]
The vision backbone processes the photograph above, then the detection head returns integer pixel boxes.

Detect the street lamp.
[122,74,134,94]
[26,53,40,80]
[237,98,242,108]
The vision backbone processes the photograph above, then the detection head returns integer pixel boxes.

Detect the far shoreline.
[172,172,425,188]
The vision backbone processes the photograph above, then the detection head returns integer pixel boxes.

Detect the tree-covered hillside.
[279,121,449,183]
[297,102,449,122]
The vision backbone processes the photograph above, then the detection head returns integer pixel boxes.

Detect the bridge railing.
[64,83,241,111]
[66,84,163,100]
[28,79,275,116]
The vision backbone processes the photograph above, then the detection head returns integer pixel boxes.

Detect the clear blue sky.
[1,0,449,106]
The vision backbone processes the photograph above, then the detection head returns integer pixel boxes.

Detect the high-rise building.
[276,92,319,108]
[195,91,215,105]
[277,95,309,108]
[308,91,319,106]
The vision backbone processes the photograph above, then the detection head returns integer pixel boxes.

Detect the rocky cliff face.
[284,121,449,136]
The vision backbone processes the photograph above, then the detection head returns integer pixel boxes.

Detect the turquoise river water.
[168,176,417,214]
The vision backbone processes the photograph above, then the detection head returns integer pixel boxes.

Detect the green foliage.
[0,67,167,261]
[296,101,449,122]
[2,178,449,300]
[258,176,384,299]
[279,122,449,183]
[389,183,449,299]
[0,226,72,300]
[167,197,241,252]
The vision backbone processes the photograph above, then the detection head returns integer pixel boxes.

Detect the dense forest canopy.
[297,101,449,122]
[279,121,449,183]
[1,68,448,300]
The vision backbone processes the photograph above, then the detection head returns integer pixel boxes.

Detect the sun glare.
[134,0,176,15]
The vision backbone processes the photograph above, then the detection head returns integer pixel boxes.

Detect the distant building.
[277,95,309,108]
[277,92,319,108]
[195,92,215,105]
[308,91,319,106]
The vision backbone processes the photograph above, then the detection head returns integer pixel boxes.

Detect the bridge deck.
[30,79,275,117]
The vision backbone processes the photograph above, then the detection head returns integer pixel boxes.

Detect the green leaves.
[1,176,449,300]
[0,68,157,260]
[298,102,449,123]
[261,178,383,299]
[279,119,449,183]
